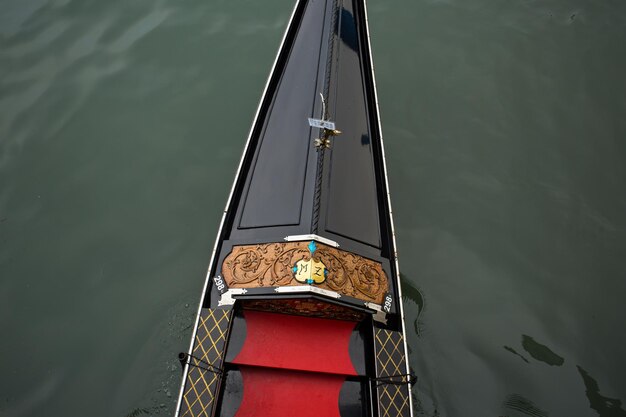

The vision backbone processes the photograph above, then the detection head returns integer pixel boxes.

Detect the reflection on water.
[503,394,548,417]
[503,346,529,364]
[399,274,425,336]
[123,406,169,417]
[502,335,626,417]
[374,0,626,412]
[521,335,564,367]
[578,366,626,417]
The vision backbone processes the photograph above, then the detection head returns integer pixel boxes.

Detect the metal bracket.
[274,285,341,299]
[365,302,388,324]
[364,302,383,311]
[372,310,388,324]
[284,234,339,248]
[217,288,247,306]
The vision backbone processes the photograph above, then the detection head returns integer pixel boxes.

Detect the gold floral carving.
[221,242,389,304]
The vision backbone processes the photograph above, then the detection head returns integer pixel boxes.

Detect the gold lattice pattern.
[375,328,411,417]
[180,308,232,417]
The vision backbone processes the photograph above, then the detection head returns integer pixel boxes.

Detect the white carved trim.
[284,234,340,248]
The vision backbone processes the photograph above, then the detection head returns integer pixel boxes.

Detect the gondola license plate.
[308,118,335,130]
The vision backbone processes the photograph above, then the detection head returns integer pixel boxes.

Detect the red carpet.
[231,310,359,416]
[235,366,345,417]
[232,310,358,375]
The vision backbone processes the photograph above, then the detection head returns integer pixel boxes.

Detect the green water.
[1,0,625,416]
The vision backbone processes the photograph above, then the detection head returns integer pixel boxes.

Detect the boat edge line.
[361,0,415,415]
[173,1,305,415]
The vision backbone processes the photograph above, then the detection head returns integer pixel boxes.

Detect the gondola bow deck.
[175,0,413,416]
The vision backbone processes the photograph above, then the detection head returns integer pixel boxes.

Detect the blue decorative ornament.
[307,241,317,254]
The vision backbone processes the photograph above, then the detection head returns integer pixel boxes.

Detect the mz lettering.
[293,258,327,285]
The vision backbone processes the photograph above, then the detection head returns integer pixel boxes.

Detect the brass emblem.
[311,94,341,149]
[294,258,327,284]
[313,128,342,149]
[292,241,327,284]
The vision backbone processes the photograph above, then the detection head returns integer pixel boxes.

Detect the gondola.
[174,0,413,416]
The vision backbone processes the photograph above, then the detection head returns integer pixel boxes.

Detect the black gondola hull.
[175,1,413,416]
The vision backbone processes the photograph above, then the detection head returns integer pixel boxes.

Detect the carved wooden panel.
[221,241,389,304]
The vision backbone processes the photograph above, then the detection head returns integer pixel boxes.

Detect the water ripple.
[109,9,171,53]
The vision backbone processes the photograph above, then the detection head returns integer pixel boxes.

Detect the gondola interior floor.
[231,310,359,375]
[224,310,363,416]
[232,366,346,417]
